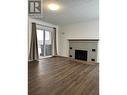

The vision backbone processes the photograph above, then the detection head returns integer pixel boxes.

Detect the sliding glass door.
[37,29,52,58]
[45,31,52,56]
[37,29,44,57]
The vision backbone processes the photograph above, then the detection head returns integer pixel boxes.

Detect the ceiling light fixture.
[48,3,60,11]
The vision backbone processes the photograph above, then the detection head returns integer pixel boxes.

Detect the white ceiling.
[38,0,99,25]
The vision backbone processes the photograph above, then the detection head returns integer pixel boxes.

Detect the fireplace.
[75,50,87,61]
[69,39,98,62]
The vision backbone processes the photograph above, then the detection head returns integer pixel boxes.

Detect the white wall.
[28,17,59,58]
[58,19,99,57]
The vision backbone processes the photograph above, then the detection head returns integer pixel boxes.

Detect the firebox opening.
[75,50,87,61]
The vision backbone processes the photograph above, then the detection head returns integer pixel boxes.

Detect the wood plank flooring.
[28,56,99,95]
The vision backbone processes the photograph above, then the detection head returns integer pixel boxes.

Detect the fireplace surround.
[69,39,98,62]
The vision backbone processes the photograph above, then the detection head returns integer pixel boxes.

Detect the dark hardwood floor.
[28,56,99,95]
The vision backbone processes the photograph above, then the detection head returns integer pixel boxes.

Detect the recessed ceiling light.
[48,3,60,11]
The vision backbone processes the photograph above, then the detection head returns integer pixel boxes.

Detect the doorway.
[37,29,52,58]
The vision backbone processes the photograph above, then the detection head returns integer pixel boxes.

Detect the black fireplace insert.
[75,50,87,61]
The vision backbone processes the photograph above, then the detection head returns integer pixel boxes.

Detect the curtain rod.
[36,23,56,29]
